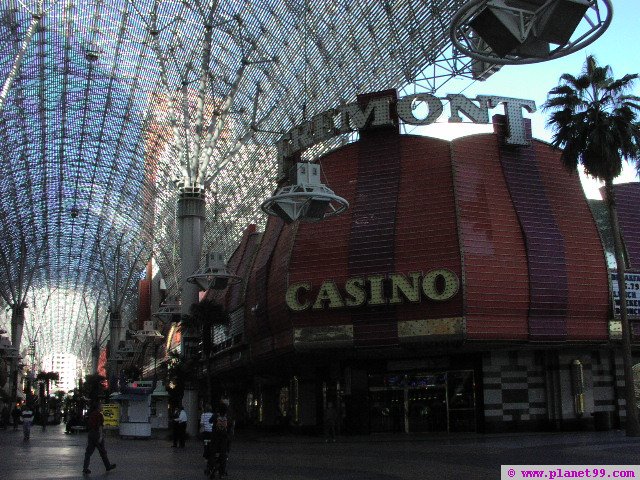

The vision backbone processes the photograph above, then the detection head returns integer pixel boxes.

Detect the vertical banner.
[610,272,640,319]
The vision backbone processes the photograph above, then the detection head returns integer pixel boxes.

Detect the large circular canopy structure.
[0,0,607,364]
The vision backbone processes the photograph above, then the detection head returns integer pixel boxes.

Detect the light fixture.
[152,296,181,324]
[187,252,241,291]
[132,320,164,342]
[450,0,612,65]
[261,162,349,223]
[468,1,525,57]
[536,0,590,44]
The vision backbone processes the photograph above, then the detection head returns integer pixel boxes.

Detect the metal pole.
[0,14,41,114]
[177,188,205,438]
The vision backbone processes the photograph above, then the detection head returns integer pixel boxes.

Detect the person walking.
[11,405,20,431]
[82,401,116,475]
[324,401,338,442]
[208,402,232,478]
[171,407,180,447]
[176,404,187,448]
[201,404,214,475]
[1,405,9,429]
[20,405,34,441]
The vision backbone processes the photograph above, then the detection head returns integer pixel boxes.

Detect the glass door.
[446,370,476,432]
[407,373,447,432]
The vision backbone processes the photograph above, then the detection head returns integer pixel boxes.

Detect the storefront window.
[368,370,476,433]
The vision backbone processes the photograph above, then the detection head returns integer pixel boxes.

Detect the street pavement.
[1,424,639,479]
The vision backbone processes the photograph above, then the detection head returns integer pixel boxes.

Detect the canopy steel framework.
[0,0,517,365]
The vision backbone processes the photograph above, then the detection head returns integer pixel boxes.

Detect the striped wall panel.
[287,143,358,329]
[495,117,568,341]
[227,230,261,312]
[612,183,640,270]
[265,221,297,351]
[244,217,284,354]
[395,136,463,322]
[534,143,609,340]
[348,126,402,347]
[224,225,257,311]
[452,135,529,340]
[482,351,547,423]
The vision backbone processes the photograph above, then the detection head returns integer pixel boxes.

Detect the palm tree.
[81,373,107,403]
[36,370,59,429]
[544,55,640,436]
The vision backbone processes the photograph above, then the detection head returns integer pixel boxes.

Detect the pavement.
[1,425,639,480]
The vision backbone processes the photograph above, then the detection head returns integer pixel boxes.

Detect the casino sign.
[286,269,460,312]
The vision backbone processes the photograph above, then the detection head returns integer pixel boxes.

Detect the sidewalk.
[1,425,639,480]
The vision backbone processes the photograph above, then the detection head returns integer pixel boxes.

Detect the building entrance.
[368,370,476,433]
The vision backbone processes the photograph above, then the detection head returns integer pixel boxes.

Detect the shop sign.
[610,272,640,319]
[102,403,120,428]
[276,91,536,173]
[286,269,459,312]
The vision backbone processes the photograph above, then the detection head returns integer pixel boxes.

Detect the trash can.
[593,411,612,431]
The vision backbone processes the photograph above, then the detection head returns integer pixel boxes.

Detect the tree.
[544,55,640,436]
[82,373,107,404]
[164,351,196,409]
[36,371,59,429]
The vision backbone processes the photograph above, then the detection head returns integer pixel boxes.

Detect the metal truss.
[0,0,494,360]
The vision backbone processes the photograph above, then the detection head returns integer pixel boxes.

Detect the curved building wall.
[245,128,609,348]
[223,121,628,434]
[452,134,530,340]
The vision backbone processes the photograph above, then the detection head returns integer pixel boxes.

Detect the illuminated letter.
[290,119,315,152]
[422,269,460,301]
[389,272,421,304]
[368,275,386,306]
[344,277,366,307]
[313,109,338,143]
[446,94,490,124]
[275,132,293,179]
[338,97,394,131]
[397,94,443,125]
[312,281,345,310]
[480,95,537,145]
[286,282,312,311]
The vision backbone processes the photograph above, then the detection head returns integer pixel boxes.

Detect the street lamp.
[152,297,181,325]
[262,163,349,223]
[187,252,241,291]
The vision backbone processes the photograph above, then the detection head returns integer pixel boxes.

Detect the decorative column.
[10,303,25,357]
[178,188,206,321]
[177,187,205,437]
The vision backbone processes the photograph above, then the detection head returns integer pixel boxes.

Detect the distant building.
[41,353,79,393]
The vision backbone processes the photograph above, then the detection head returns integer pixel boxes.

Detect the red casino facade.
[202,103,639,434]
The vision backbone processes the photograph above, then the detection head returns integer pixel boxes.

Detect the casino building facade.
[202,111,640,434]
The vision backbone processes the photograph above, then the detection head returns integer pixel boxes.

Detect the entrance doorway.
[368,370,476,433]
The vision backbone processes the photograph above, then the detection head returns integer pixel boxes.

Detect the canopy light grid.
[0,0,491,360]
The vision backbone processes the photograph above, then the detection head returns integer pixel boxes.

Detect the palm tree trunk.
[605,179,640,436]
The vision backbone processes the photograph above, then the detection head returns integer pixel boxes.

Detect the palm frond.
[544,56,640,180]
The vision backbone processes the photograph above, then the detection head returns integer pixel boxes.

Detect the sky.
[419,0,639,199]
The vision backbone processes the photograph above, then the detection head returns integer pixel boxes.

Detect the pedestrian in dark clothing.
[0,405,9,429]
[11,406,20,430]
[82,401,116,475]
[171,407,179,447]
[173,405,187,448]
[324,401,338,442]
[208,403,232,478]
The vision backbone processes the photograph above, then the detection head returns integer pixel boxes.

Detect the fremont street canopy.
[0,0,512,363]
